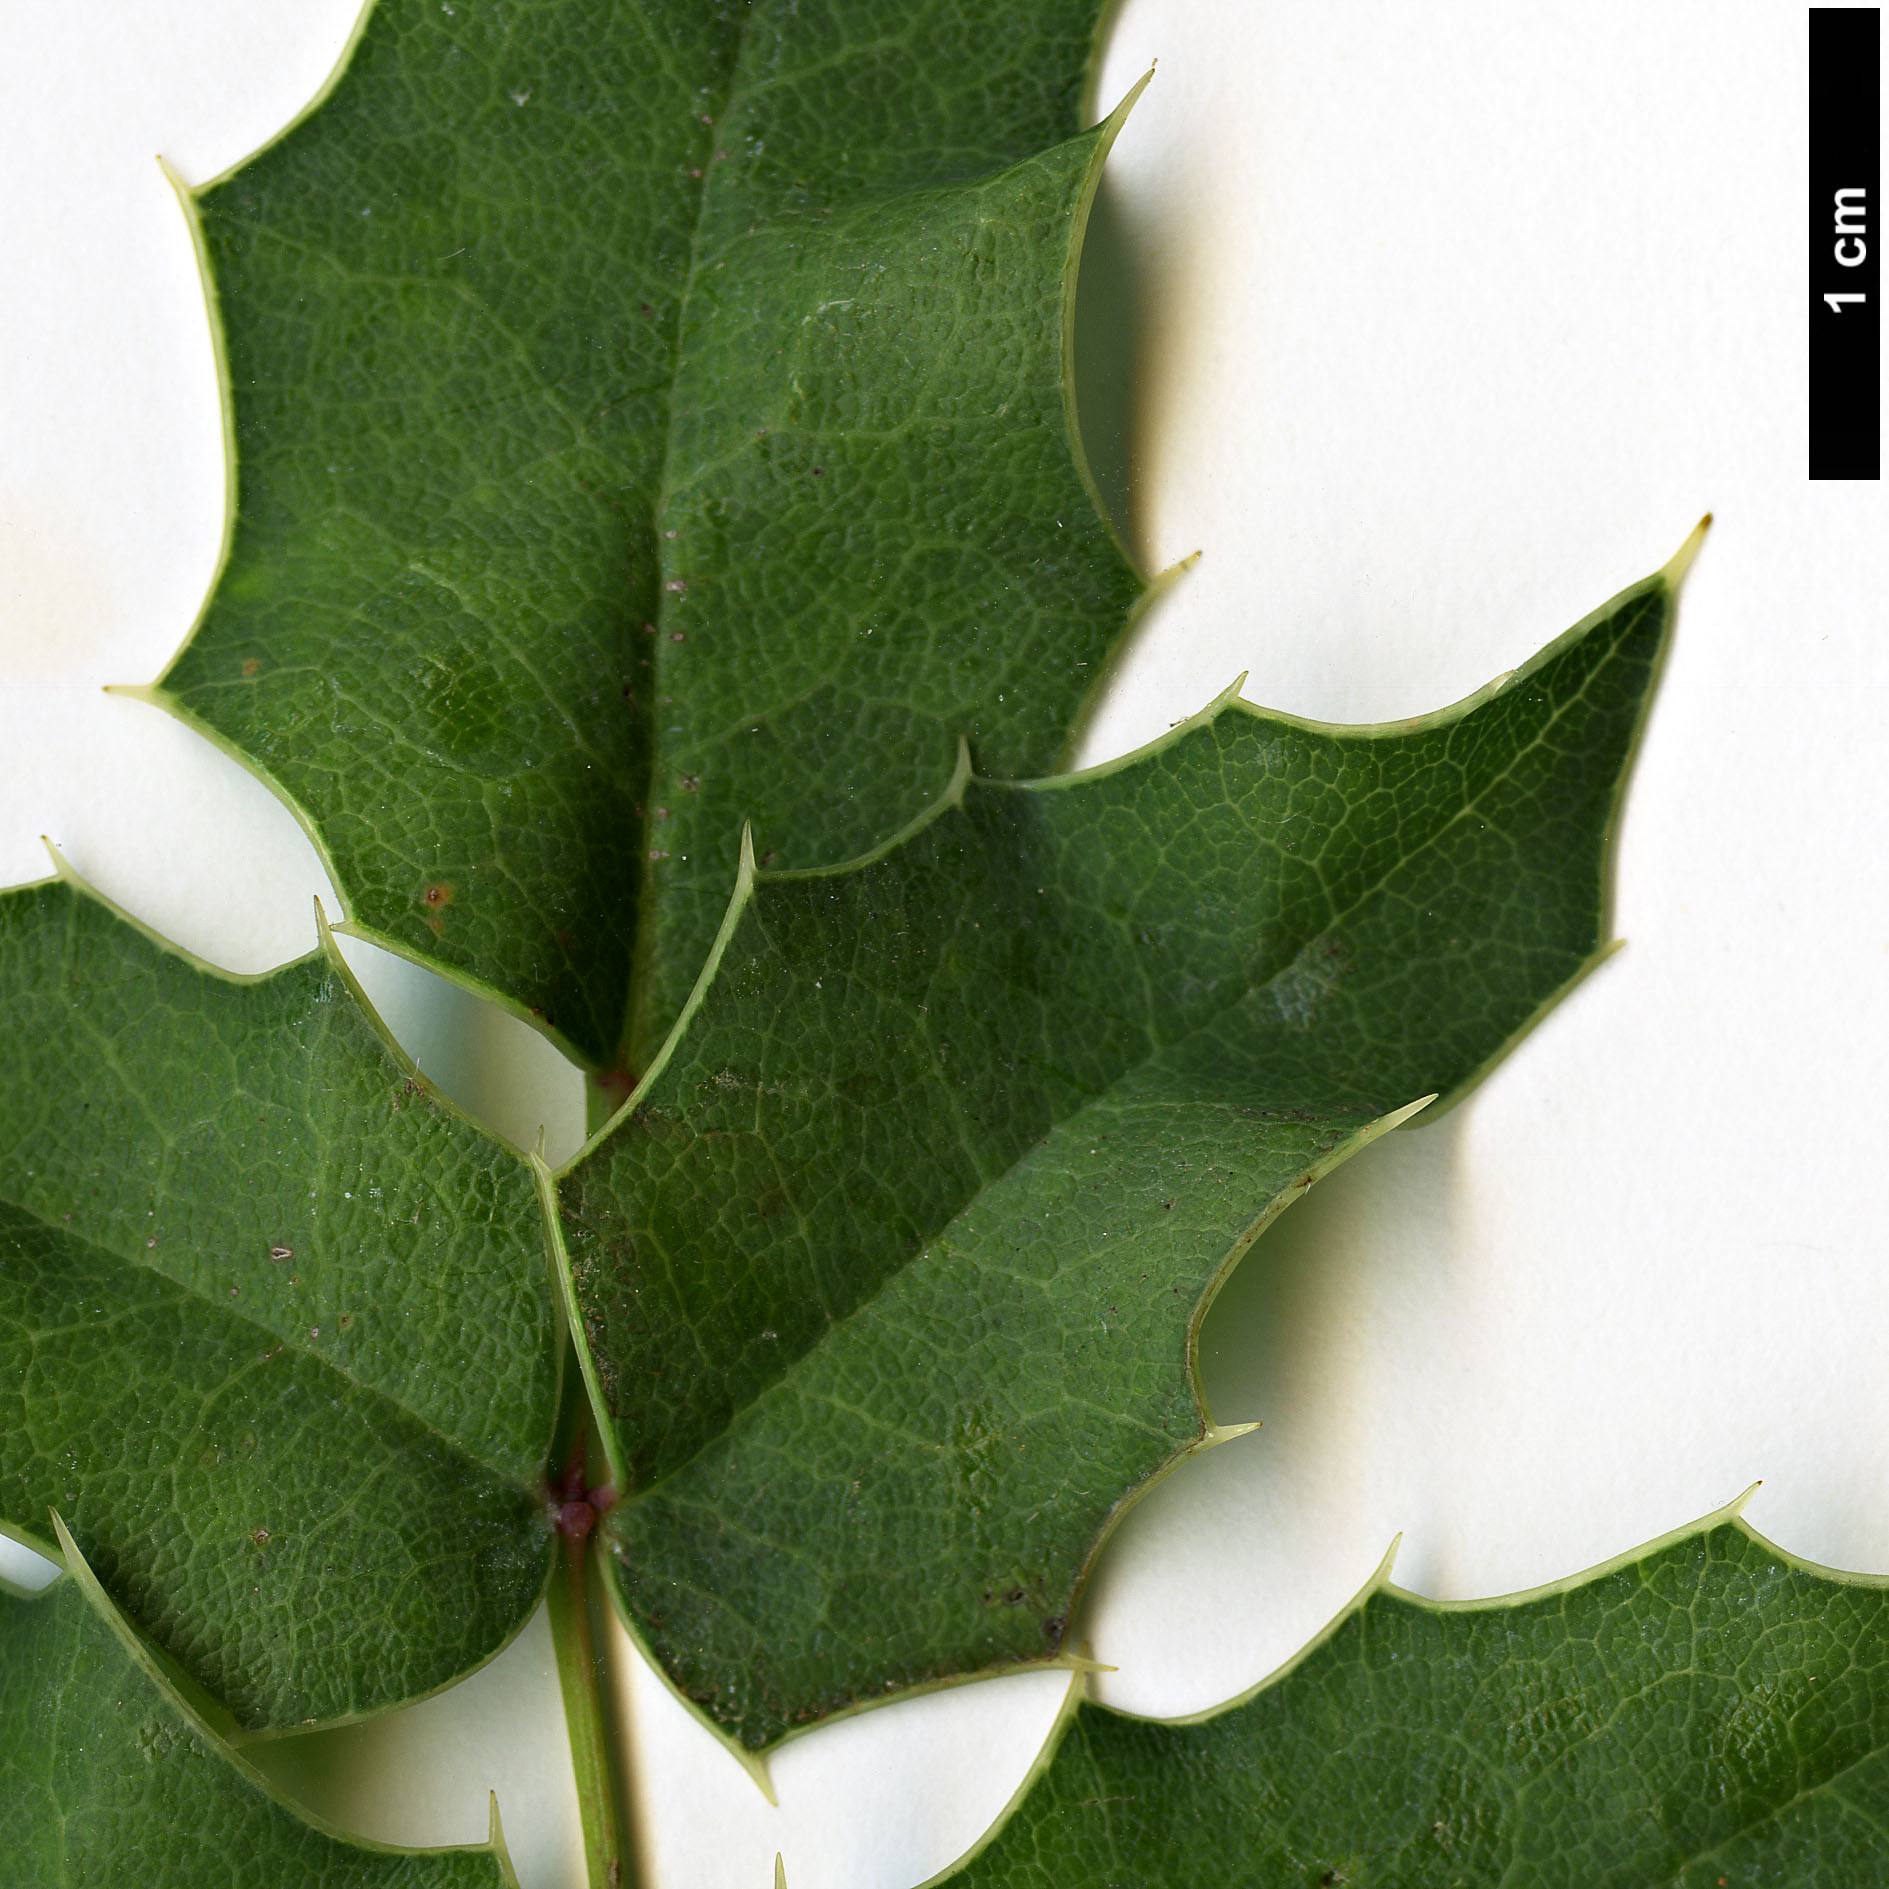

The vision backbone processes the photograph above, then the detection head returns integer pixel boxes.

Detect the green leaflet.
[555,552,1682,1751]
[0,879,555,1728]
[155,0,1141,1070]
[0,1532,515,1887]
[938,1513,1889,1888]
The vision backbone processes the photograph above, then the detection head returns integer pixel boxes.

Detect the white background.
[2,3,1885,1885]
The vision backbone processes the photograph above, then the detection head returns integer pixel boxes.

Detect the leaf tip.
[1102,62,1157,130]
[775,1854,788,1889]
[486,1791,524,1886]
[1662,512,1712,589]
[1373,1531,1404,1590]
[48,1508,79,1572]
[750,1748,780,1806]
[1052,1651,1119,1677]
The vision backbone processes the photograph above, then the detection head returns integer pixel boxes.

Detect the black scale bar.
[1809,7,1880,479]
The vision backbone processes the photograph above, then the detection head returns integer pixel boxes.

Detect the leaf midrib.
[621,3,762,1077]
[612,662,1611,1504]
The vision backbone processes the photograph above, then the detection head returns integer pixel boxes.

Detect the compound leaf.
[0,879,555,1729]
[556,551,1682,1750]
[155,0,1141,1070]
[939,1514,1889,1888]
[0,1533,515,1887]
[16,0,1718,1829]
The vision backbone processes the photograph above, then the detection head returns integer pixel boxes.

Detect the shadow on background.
[1194,1111,1463,1443]
[1072,172,1154,570]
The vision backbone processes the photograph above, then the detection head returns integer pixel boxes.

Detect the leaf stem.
[546,1423,632,1889]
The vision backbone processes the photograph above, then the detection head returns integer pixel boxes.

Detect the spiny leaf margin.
[0,1522,519,1887]
[551,537,1693,1751]
[0,868,558,1730]
[147,0,1146,1070]
[933,1497,1889,1888]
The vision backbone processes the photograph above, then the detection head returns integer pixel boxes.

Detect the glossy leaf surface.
[0,881,555,1728]
[158,0,1140,1067]
[944,1517,1889,1888]
[559,561,1677,1749]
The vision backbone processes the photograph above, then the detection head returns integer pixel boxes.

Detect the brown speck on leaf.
[678,773,698,791]
[422,882,453,909]
[252,1529,270,1545]
[269,1245,293,1263]
[759,849,775,867]
[653,807,671,821]
[639,303,654,318]
[340,1315,353,1328]
[641,619,658,634]
[810,466,825,477]
[241,658,261,677]
[145,1236,157,1249]
[669,629,686,641]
